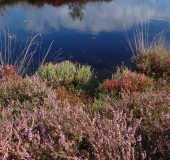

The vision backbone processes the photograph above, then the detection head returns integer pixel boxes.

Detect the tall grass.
[123,17,170,80]
[124,17,166,56]
[0,27,53,77]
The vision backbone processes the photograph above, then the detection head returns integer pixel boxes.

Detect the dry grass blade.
[123,17,166,56]
[0,27,54,77]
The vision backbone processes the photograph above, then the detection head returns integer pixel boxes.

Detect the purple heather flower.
[137,135,142,142]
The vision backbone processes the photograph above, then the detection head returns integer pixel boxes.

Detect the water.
[1,0,170,79]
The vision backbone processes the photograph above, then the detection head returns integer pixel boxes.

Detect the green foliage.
[75,64,92,84]
[38,61,93,89]
[92,95,111,113]
[39,61,75,86]
[132,44,170,79]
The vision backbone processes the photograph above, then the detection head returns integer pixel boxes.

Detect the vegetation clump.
[39,61,93,88]
[132,44,170,79]
[1,44,170,159]
[99,66,153,96]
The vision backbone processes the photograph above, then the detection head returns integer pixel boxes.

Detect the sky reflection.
[1,0,170,78]
[1,0,170,34]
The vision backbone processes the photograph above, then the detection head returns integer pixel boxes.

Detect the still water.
[1,0,170,78]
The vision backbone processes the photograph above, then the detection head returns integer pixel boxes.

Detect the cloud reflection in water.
[0,0,170,34]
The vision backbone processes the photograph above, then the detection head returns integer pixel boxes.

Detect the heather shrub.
[141,110,170,159]
[132,44,170,79]
[55,87,82,105]
[145,113,170,159]
[0,65,19,80]
[0,98,144,160]
[116,90,170,159]
[120,90,170,126]
[0,75,49,106]
[154,77,170,91]
[99,67,153,96]
[92,96,111,113]
[38,61,93,89]
[0,67,170,159]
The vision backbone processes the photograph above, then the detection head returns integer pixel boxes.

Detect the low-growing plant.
[75,63,92,84]
[132,44,170,79]
[0,65,19,80]
[55,87,82,105]
[144,113,170,159]
[39,61,76,86]
[0,97,144,160]
[117,89,170,159]
[0,63,170,159]
[0,75,49,106]
[120,90,170,125]
[99,67,153,96]
[38,61,94,89]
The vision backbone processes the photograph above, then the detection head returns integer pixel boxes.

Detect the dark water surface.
[1,0,170,78]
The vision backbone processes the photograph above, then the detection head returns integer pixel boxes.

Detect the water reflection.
[68,3,84,21]
[1,0,170,34]
[1,0,170,79]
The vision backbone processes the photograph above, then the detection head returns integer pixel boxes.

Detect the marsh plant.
[124,18,169,80]
[0,58,170,159]
[99,66,153,96]
[119,90,170,159]
[0,93,145,160]
[1,25,170,159]
[124,17,166,56]
[132,44,170,79]
[39,61,93,88]
[0,27,53,77]
[0,75,49,106]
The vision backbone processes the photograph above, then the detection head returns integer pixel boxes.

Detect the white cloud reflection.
[0,0,170,34]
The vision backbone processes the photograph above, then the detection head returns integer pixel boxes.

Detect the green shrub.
[38,61,93,88]
[38,61,75,86]
[132,44,170,79]
[76,64,93,84]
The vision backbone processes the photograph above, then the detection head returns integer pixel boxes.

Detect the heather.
[0,46,170,159]
[132,44,170,80]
